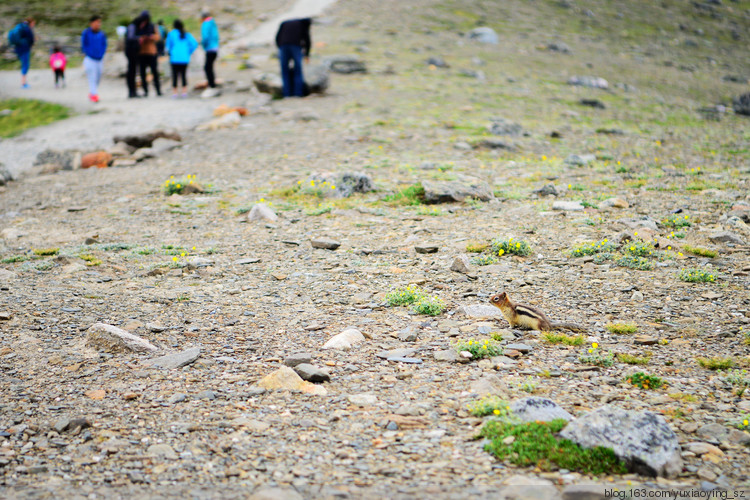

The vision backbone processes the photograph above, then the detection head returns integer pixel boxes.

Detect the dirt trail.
[0,0,339,179]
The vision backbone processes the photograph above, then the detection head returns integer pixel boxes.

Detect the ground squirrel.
[489,291,586,332]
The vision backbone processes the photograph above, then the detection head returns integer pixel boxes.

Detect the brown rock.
[81,152,112,169]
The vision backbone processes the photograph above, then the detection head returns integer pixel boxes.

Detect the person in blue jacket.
[81,15,107,103]
[8,17,36,88]
[200,9,219,88]
[165,19,198,98]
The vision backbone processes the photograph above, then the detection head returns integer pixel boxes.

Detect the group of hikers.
[6,10,220,102]
[6,10,313,102]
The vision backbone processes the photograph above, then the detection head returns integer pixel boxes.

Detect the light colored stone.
[450,255,471,273]
[684,442,724,456]
[601,197,629,209]
[256,366,327,395]
[249,487,303,500]
[709,231,745,245]
[145,347,201,369]
[470,374,508,396]
[322,328,365,350]
[311,238,341,250]
[348,394,377,407]
[563,153,596,166]
[459,304,503,319]
[552,201,585,211]
[247,203,278,222]
[511,397,573,422]
[499,475,560,500]
[196,111,240,131]
[146,443,178,460]
[85,323,158,353]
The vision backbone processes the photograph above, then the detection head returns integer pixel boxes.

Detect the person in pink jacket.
[49,45,67,88]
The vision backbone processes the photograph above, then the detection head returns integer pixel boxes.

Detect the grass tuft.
[479,419,627,475]
[542,332,585,346]
[33,248,59,256]
[605,322,638,334]
[682,245,717,258]
[616,353,651,365]
[696,357,734,370]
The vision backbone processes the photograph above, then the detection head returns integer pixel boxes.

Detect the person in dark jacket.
[125,15,142,98]
[9,17,36,88]
[81,15,107,102]
[136,10,161,97]
[275,18,311,98]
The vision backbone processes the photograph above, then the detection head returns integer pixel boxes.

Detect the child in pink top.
[49,46,67,88]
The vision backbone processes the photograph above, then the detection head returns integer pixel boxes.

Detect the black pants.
[204,50,217,88]
[171,63,187,88]
[126,53,138,97]
[138,54,161,95]
[54,69,64,85]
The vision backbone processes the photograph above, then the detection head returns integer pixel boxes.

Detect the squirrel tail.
[550,322,587,333]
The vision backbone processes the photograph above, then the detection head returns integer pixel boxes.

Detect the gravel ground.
[1,0,749,498]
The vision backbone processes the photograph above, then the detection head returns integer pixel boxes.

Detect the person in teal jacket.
[165,19,198,97]
[200,9,219,88]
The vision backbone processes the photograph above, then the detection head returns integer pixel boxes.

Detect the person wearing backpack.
[49,45,67,88]
[136,10,162,97]
[165,19,198,98]
[81,15,107,103]
[125,14,142,98]
[8,17,36,89]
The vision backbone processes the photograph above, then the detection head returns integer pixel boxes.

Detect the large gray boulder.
[421,177,493,203]
[254,65,329,99]
[560,405,682,478]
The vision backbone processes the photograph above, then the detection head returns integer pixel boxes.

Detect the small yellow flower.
[592,342,598,349]
[176,184,181,189]
[180,252,186,257]
[172,256,178,262]
[634,231,638,236]
[744,419,749,427]
[493,409,501,415]
[541,155,547,161]
[588,348,593,354]
[192,246,196,250]
[331,185,336,189]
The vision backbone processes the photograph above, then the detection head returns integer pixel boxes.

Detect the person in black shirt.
[275,18,311,98]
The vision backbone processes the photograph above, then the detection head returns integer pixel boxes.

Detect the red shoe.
[93,94,99,103]
[88,94,99,103]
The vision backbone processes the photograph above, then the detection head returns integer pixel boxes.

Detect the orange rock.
[85,389,106,400]
[81,152,112,169]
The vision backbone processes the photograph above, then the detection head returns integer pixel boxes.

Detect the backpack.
[8,24,22,46]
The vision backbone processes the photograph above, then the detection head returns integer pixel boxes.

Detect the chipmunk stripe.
[515,305,542,318]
